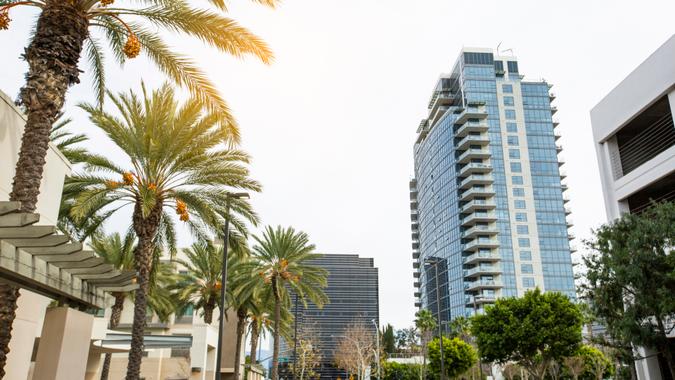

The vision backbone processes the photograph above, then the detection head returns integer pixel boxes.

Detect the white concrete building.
[590,35,675,380]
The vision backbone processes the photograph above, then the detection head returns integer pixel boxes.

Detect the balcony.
[549,92,556,100]
[459,174,493,189]
[460,199,496,214]
[412,248,420,259]
[458,162,492,177]
[565,207,572,215]
[463,251,501,265]
[465,295,497,306]
[412,261,420,269]
[462,238,500,252]
[414,291,421,298]
[465,279,503,291]
[428,90,458,114]
[414,301,421,308]
[459,186,495,202]
[455,121,489,138]
[456,134,490,151]
[461,211,497,227]
[414,281,420,288]
[458,148,491,163]
[455,104,488,125]
[554,132,562,141]
[413,271,421,278]
[551,106,558,114]
[462,225,498,239]
[553,120,560,128]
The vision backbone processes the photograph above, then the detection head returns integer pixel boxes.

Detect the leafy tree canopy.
[427,336,477,379]
[582,201,675,378]
[471,289,583,378]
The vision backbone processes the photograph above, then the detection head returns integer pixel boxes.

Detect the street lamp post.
[371,319,380,380]
[215,192,250,380]
[425,258,446,380]
[293,292,299,379]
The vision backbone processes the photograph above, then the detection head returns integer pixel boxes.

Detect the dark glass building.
[410,48,575,326]
[278,254,379,380]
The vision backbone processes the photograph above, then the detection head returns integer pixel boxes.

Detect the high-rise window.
[504,96,514,106]
[522,277,535,287]
[510,162,522,173]
[507,136,519,146]
[515,212,527,222]
[512,176,524,185]
[515,200,526,209]
[513,188,525,197]
[520,251,532,260]
[518,238,530,247]
[506,123,518,132]
[509,149,520,159]
[502,84,513,93]
[516,225,529,234]
[505,110,516,120]
[521,264,533,274]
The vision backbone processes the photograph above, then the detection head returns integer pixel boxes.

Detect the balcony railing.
[465,279,503,291]
[463,251,501,265]
[460,199,496,213]
[458,148,491,163]
[462,225,499,239]
[456,134,490,151]
[459,174,494,189]
[458,162,493,178]
[455,121,489,137]
[459,186,495,201]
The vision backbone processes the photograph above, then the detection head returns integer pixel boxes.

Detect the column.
[32,306,94,380]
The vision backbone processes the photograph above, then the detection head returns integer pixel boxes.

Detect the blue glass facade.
[410,49,575,324]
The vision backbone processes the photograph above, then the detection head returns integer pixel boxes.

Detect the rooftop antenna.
[501,48,514,56]
[496,42,502,53]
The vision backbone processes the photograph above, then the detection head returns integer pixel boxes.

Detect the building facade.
[410,48,575,324]
[590,35,675,380]
[279,254,379,380]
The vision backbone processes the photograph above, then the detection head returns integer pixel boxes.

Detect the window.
[507,61,519,73]
[523,277,535,287]
[507,136,519,146]
[512,188,525,197]
[520,250,532,260]
[510,162,522,173]
[518,238,530,247]
[512,176,523,185]
[502,84,513,93]
[509,149,520,159]
[503,96,514,106]
[517,225,529,234]
[515,212,527,222]
[505,110,516,120]
[515,200,526,209]
[521,264,533,274]
[506,122,518,133]
[494,61,504,73]
[464,52,494,65]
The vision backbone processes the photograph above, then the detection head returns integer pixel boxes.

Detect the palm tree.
[93,232,177,380]
[244,226,329,380]
[0,0,276,213]
[91,232,134,380]
[66,84,260,379]
[415,309,437,380]
[172,242,226,325]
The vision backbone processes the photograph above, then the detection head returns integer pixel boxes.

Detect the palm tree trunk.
[0,5,88,375]
[100,293,126,380]
[0,285,20,379]
[233,307,248,380]
[203,302,214,324]
[11,1,88,212]
[271,277,282,380]
[125,204,162,380]
[250,321,260,364]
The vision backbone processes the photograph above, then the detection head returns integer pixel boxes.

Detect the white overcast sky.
[1,0,674,330]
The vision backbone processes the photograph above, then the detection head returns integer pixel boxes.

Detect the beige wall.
[1,89,72,380]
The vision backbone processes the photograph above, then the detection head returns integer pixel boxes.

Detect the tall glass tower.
[410,48,575,323]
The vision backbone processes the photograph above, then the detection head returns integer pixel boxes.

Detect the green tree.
[427,336,477,379]
[383,362,421,380]
[382,324,396,354]
[471,289,583,380]
[582,201,675,379]
[245,226,328,380]
[448,316,472,342]
[415,309,437,380]
[67,84,260,379]
[574,345,614,380]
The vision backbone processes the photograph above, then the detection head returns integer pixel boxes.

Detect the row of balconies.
[464,264,501,278]
[463,250,501,265]
[465,279,503,291]
[460,198,496,214]
[460,186,495,202]
[462,224,499,239]
[458,148,491,163]
[458,162,492,178]
[462,238,500,252]
[455,120,489,138]
[456,133,490,151]
[459,174,494,190]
